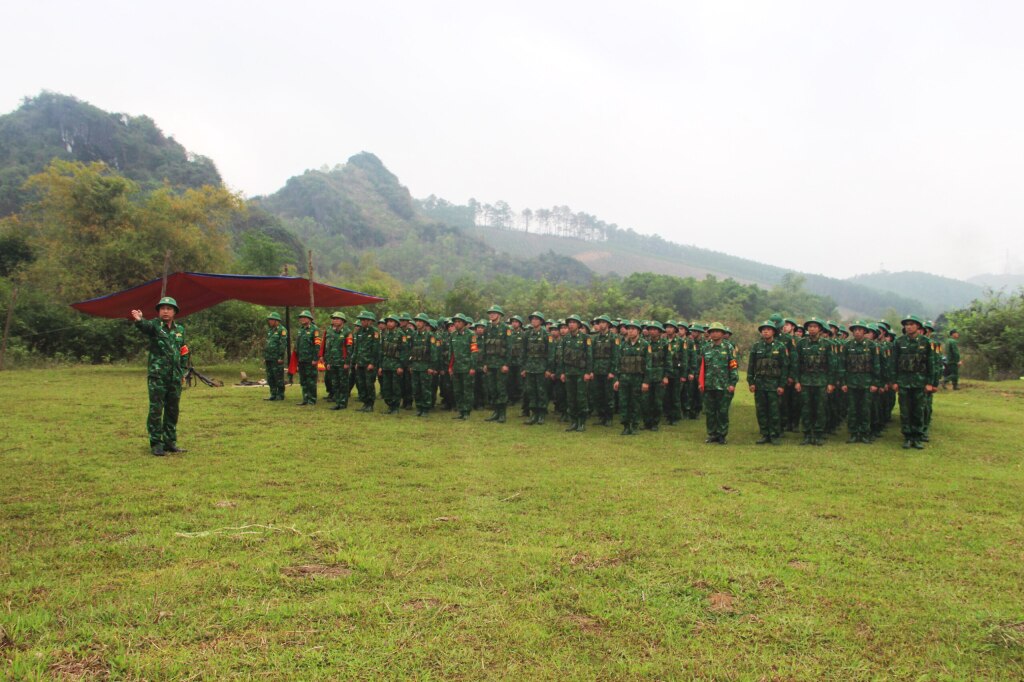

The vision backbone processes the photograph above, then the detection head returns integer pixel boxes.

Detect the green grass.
[2,366,1023,680]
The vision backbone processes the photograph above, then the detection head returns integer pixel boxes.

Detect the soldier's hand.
[727,385,735,393]
[367,364,374,371]
[482,364,489,373]
[776,387,785,396]
[396,368,403,376]
[925,384,935,393]
[641,383,649,393]
[870,385,878,393]
[608,373,615,380]
[749,384,756,393]
[584,373,593,381]
[787,378,795,385]
[521,370,527,378]
[841,385,848,393]
[469,369,475,376]
[826,384,835,394]
[662,377,669,386]
[613,381,620,391]
[378,368,383,377]
[326,364,331,370]
[343,364,350,370]
[560,374,566,383]
[891,383,898,392]
[501,365,509,374]
[794,382,802,393]
[277,359,284,365]
[688,374,695,381]
[130,309,143,321]
[448,368,453,376]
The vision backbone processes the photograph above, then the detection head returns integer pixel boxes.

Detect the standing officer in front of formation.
[893,315,935,449]
[747,320,788,444]
[323,312,353,410]
[294,310,320,406]
[699,322,738,444]
[131,296,189,456]
[839,321,880,443]
[263,312,288,401]
[943,328,961,390]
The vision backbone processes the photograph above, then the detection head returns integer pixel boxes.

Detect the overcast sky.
[3,0,1023,280]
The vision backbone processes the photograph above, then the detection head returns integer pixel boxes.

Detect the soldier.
[130,296,189,456]
[663,321,686,425]
[794,318,835,445]
[323,312,353,410]
[643,322,670,431]
[839,321,880,443]
[507,315,525,414]
[943,328,961,390]
[409,313,439,417]
[447,313,478,420]
[399,312,415,408]
[614,320,652,436]
[684,323,705,419]
[522,311,553,425]
[559,315,594,432]
[378,314,408,414]
[352,310,380,412]
[779,318,801,432]
[747,320,788,444]
[294,310,320,406]
[893,315,936,449]
[436,318,455,410]
[263,312,288,401]
[480,306,512,422]
[698,322,738,444]
[590,314,619,427]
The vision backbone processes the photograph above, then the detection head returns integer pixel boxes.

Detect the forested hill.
[0,92,222,215]
[847,271,985,315]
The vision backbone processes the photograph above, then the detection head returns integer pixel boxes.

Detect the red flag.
[698,356,706,393]
[288,350,298,375]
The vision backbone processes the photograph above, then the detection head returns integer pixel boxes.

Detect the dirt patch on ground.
[692,580,714,590]
[0,626,14,650]
[707,592,738,613]
[403,598,442,610]
[568,550,636,570]
[787,560,812,570]
[214,500,237,508]
[281,564,352,578]
[573,250,613,264]
[566,613,606,634]
[433,516,458,523]
[49,651,110,680]
[816,512,842,520]
[720,485,739,494]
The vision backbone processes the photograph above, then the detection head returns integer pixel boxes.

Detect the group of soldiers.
[261,306,961,449]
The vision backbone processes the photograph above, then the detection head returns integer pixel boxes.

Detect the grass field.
[2,366,1023,680]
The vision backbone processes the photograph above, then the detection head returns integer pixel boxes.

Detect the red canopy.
[71,272,386,319]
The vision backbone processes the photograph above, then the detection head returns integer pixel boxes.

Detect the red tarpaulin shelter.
[71,272,385,319]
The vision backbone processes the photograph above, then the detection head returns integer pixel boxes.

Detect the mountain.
[459,223,923,318]
[967,273,1024,291]
[0,92,222,215]
[846,271,984,317]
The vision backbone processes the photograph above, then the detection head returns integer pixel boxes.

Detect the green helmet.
[593,314,613,325]
[849,320,869,332]
[267,312,283,322]
[865,323,879,334]
[510,314,524,324]
[676,320,689,331]
[528,311,546,322]
[784,317,798,329]
[803,317,828,330]
[623,319,641,329]
[580,319,592,330]
[298,309,314,320]
[330,311,346,320]
[769,313,784,326]
[924,319,935,331]
[487,304,504,315]
[426,318,437,329]
[664,320,679,330]
[357,310,376,321]
[706,321,727,333]
[758,320,777,332]
[647,321,665,332]
[474,319,487,328]
[837,325,848,335]
[901,314,924,327]
[156,296,179,312]
[565,314,583,324]
[690,323,705,333]
[384,313,399,323]
[399,312,412,322]
[723,327,733,335]
[414,312,431,323]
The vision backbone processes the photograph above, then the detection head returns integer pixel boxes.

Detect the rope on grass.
[175,524,304,538]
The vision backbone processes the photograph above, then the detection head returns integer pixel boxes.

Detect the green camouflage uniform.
[590,330,619,424]
[323,325,353,408]
[135,317,188,448]
[522,326,553,419]
[295,322,320,404]
[616,335,652,434]
[264,324,288,400]
[645,335,669,429]
[894,332,935,446]
[700,340,738,441]
[481,321,511,414]
[447,327,479,417]
[795,335,835,443]
[747,337,789,440]
[559,330,593,429]
[839,337,880,441]
[943,336,960,389]
[379,326,409,411]
[409,327,439,413]
[352,325,381,409]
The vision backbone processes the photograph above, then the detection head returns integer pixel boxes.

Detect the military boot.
[536,413,546,425]
[496,408,507,424]
[151,445,165,456]
[565,420,579,432]
[484,410,499,422]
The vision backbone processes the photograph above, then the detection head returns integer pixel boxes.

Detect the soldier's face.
[760,328,774,341]
[626,327,639,341]
[416,321,426,331]
[268,319,278,328]
[157,305,176,321]
[332,319,342,329]
[709,330,724,342]
[511,320,521,329]
[475,327,485,336]
[386,320,397,329]
[489,313,500,323]
[530,318,542,329]
[806,323,821,337]
[853,328,866,341]
[361,320,372,328]
[454,321,465,331]
[951,332,959,339]
[300,317,311,327]
[568,321,579,333]
[905,322,921,336]
[783,323,795,334]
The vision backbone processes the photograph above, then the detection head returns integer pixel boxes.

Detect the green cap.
[528,311,546,322]
[330,311,346,320]
[298,309,313,319]
[487,304,504,315]
[901,314,924,327]
[267,312,283,322]
[664,320,679,330]
[706,321,727,333]
[383,313,399,323]
[156,296,179,312]
[357,310,376,321]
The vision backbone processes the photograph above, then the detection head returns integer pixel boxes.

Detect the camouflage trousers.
[411,370,433,410]
[265,360,285,399]
[380,369,402,408]
[753,387,781,438]
[703,389,732,438]
[452,372,473,414]
[563,374,589,421]
[617,374,644,428]
[590,374,615,421]
[483,368,508,408]
[524,373,549,414]
[847,388,872,438]
[684,380,703,418]
[147,375,182,447]
[355,367,376,406]
[898,387,927,440]
[326,365,350,406]
[662,376,684,422]
[644,381,665,427]
[800,385,828,438]
[297,361,317,404]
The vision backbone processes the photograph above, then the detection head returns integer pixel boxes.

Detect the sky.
[3,0,1023,280]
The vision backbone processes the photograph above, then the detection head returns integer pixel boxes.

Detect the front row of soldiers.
[264,307,948,449]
